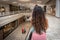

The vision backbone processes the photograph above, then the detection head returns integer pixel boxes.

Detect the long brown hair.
[32,5,48,34]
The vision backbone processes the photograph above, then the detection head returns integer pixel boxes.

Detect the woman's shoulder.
[32,31,46,36]
[31,32,46,40]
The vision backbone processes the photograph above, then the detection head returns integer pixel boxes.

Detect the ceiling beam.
[45,0,52,4]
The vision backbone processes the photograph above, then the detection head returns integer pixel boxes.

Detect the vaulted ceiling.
[0,0,55,7]
[0,0,49,5]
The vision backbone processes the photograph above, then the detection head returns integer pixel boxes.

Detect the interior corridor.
[0,0,60,40]
[4,14,60,40]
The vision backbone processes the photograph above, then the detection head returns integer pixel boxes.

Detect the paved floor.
[46,15,60,40]
[4,14,60,40]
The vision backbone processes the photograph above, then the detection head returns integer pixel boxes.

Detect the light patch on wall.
[18,0,30,2]
[12,2,17,4]
[37,1,42,3]
[3,0,9,1]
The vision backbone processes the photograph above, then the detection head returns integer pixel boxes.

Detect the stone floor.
[4,14,60,40]
[46,15,60,40]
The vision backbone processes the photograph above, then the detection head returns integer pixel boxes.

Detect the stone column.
[56,0,60,17]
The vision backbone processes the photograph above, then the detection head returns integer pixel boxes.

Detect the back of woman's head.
[32,5,46,34]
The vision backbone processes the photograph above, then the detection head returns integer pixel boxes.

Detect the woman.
[31,5,48,40]
[25,5,48,40]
